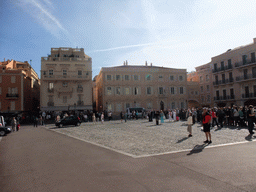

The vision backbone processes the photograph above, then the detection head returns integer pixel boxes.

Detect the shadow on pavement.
[176,137,189,143]
[187,144,208,156]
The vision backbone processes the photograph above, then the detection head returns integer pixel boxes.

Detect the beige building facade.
[95,63,187,115]
[212,38,256,107]
[40,47,92,112]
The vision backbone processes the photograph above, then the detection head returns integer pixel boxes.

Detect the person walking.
[187,112,193,137]
[101,112,104,124]
[211,108,218,128]
[247,105,255,134]
[11,117,17,132]
[202,108,212,144]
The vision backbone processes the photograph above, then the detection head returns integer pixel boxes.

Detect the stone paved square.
[46,119,255,157]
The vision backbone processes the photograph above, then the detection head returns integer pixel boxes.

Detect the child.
[187,112,193,137]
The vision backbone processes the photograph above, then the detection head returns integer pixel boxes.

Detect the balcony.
[214,95,235,101]
[236,74,256,82]
[235,60,256,68]
[58,87,73,93]
[47,102,54,106]
[213,78,234,86]
[41,57,91,62]
[6,93,19,99]
[242,93,256,99]
[212,64,233,73]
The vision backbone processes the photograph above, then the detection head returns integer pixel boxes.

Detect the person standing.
[168,110,173,122]
[101,112,104,124]
[34,116,38,127]
[211,108,218,128]
[172,109,177,121]
[92,113,96,124]
[11,117,17,132]
[120,111,124,123]
[187,112,193,137]
[160,110,164,124]
[202,108,212,144]
[247,105,255,134]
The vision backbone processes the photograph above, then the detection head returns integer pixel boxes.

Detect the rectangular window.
[214,63,217,70]
[200,76,203,82]
[146,74,152,81]
[11,76,16,83]
[201,86,203,92]
[228,59,232,68]
[134,75,139,81]
[254,85,256,97]
[223,89,227,99]
[63,82,68,87]
[63,70,67,76]
[10,101,15,111]
[181,102,184,109]
[134,87,139,95]
[222,74,225,83]
[252,67,256,78]
[170,75,174,81]
[0,76,2,83]
[180,87,184,94]
[179,75,183,81]
[201,96,204,102]
[251,52,255,63]
[207,95,210,102]
[172,102,175,109]
[216,90,219,98]
[159,75,163,80]
[159,87,164,94]
[107,87,112,95]
[116,75,121,80]
[244,69,248,79]
[78,70,82,76]
[107,75,111,80]
[170,87,175,94]
[49,70,53,76]
[221,61,224,70]
[125,75,130,80]
[206,75,209,81]
[116,87,121,95]
[125,87,130,95]
[207,85,210,92]
[48,83,54,91]
[230,88,234,98]
[242,55,247,64]
[147,87,151,95]
[63,96,67,103]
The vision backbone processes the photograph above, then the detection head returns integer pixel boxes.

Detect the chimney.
[126,60,128,65]
[145,61,147,66]
[123,61,125,66]
[254,38,256,44]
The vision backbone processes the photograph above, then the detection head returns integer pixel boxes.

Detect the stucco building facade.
[40,47,92,112]
[95,63,187,115]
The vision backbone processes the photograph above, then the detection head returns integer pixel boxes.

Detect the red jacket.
[203,113,211,124]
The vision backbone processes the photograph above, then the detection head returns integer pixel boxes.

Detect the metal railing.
[212,64,232,73]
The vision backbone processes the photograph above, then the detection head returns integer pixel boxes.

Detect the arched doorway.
[160,101,164,111]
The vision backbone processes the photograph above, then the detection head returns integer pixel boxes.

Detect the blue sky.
[1,0,256,78]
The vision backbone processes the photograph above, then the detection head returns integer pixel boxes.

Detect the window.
[49,70,53,76]
[181,102,184,109]
[63,96,67,103]
[170,75,174,81]
[180,87,184,94]
[206,75,209,81]
[214,63,217,70]
[179,75,183,81]
[8,87,18,94]
[170,87,175,94]
[207,95,210,102]
[147,87,152,95]
[78,84,82,89]
[221,61,224,70]
[0,76,2,83]
[116,87,121,95]
[172,102,175,109]
[11,76,16,83]
[124,87,130,95]
[201,96,204,102]
[107,75,111,80]
[63,70,67,76]
[200,86,203,92]
[134,87,139,95]
[125,75,130,80]
[159,75,163,80]
[146,74,152,80]
[48,82,54,91]
[200,76,203,82]
[147,102,152,109]
[78,70,82,76]
[251,52,255,63]
[228,59,232,67]
[207,85,210,92]
[63,82,68,87]
[159,87,164,94]
[134,75,139,81]
[242,55,247,64]
[10,101,15,111]
[195,91,198,95]
[116,75,121,80]
[107,87,112,95]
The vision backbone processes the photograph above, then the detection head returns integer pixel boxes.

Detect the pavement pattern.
[46,119,256,158]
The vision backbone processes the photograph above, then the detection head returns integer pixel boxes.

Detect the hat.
[249,105,253,108]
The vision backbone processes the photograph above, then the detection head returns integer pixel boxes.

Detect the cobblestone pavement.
[45,119,256,157]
